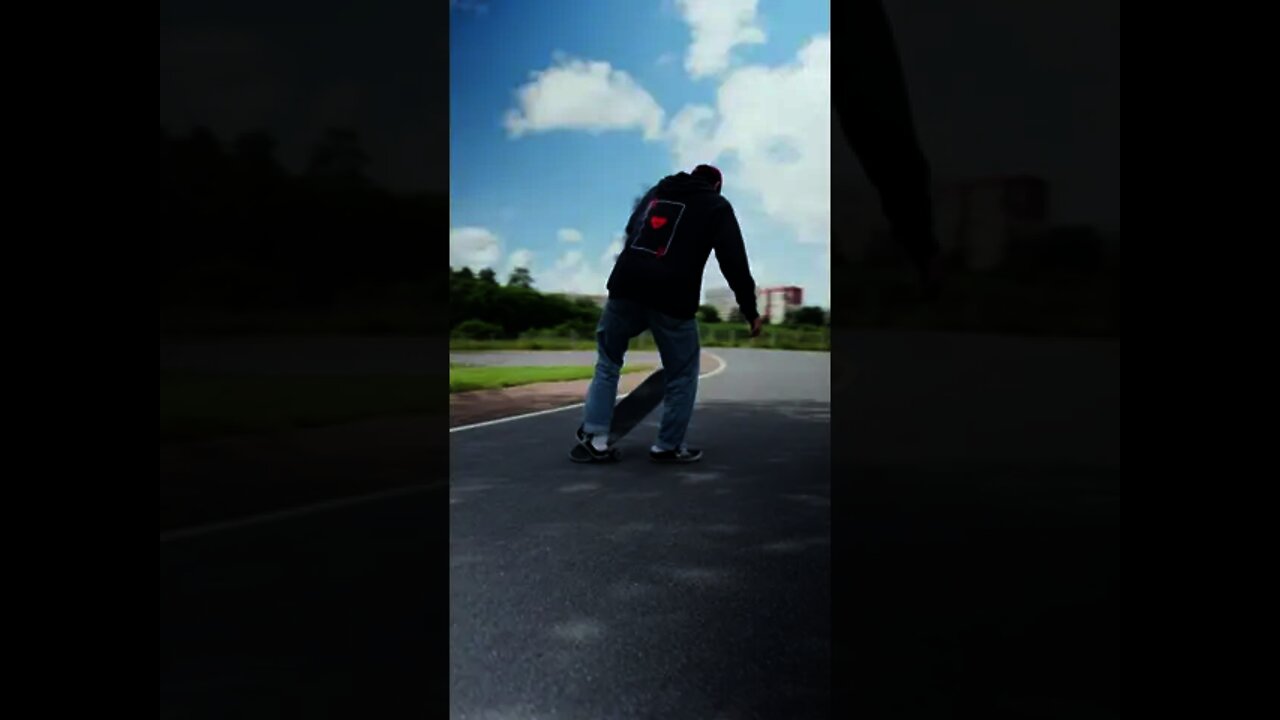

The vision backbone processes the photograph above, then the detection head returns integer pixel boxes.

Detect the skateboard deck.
[569,368,666,462]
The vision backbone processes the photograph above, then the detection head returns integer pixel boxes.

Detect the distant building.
[936,175,1049,270]
[705,286,738,321]
[759,286,803,325]
[705,285,803,324]
[841,175,1050,271]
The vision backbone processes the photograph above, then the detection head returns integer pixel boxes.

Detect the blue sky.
[450,0,830,308]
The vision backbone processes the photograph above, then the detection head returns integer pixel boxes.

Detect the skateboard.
[569,368,667,462]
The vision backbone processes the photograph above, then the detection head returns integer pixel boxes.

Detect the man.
[835,0,941,299]
[575,164,762,464]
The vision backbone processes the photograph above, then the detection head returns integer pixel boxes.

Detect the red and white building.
[758,286,803,325]
[706,285,804,324]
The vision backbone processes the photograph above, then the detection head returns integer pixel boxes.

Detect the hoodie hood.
[655,171,720,197]
[606,170,758,322]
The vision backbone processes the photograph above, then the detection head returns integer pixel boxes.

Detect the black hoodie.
[606,172,759,322]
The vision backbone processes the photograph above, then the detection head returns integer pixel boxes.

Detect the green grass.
[449,364,652,393]
[697,322,830,350]
[450,322,830,352]
[450,337,598,351]
[160,372,447,444]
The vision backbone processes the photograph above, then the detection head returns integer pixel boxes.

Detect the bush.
[451,267,601,337]
[785,306,827,326]
[552,319,597,337]
[451,319,504,340]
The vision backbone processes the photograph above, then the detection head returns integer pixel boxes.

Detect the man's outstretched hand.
[748,315,764,338]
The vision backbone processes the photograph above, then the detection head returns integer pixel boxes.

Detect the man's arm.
[713,203,760,322]
[835,0,938,283]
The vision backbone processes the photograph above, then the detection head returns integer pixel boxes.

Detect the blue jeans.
[582,297,701,451]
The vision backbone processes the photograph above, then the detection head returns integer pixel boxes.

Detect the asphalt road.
[449,348,832,719]
[159,346,830,720]
[160,485,448,718]
[159,331,1120,717]
[835,329,1121,716]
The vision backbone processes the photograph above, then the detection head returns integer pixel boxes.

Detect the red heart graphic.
[649,216,668,229]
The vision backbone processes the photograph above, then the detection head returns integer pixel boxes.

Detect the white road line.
[448,350,728,433]
[159,351,729,542]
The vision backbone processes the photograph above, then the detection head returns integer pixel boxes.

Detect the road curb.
[448,350,728,433]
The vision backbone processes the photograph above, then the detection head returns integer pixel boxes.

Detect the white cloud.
[556,250,585,270]
[450,227,503,271]
[656,52,678,67]
[604,234,625,262]
[667,104,719,167]
[505,248,536,275]
[676,0,767,79]
[543,249,600,294]
[504,55,665,140]
[492,15,829,304]
[557,228,584,244]
[455,231,620,295]
[534,234,624,296]
[667,35,830,246]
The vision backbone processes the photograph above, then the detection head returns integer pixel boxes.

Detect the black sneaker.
[575,425,614,461]
[649,446,703,464]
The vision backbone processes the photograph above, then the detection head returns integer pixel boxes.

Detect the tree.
[234,131,281,174]
[697,305,721,323]
[160,124,460,336]
[728,308,745,323]
[477,268,498,286]
[786,306,827,326]
[451,319,504,340]
[508,267,535,289]
[305,128,370,184]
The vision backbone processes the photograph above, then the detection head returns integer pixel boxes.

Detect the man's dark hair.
[691,164,722,191]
